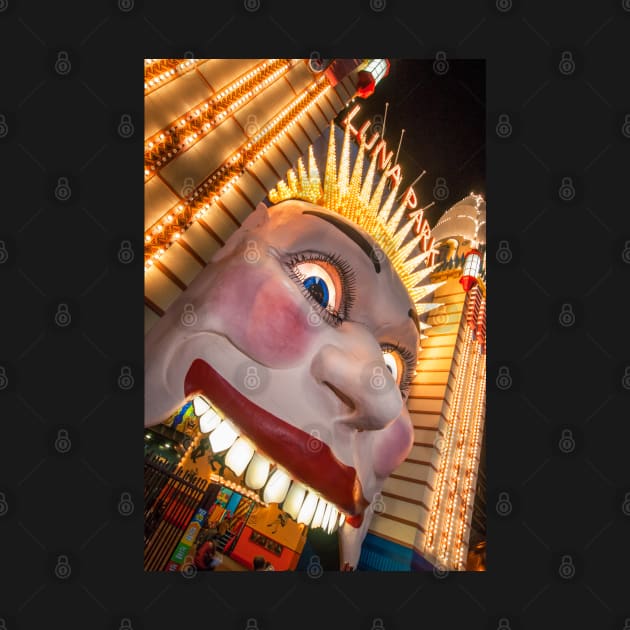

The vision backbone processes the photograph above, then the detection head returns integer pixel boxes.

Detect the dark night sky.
[335,59,485,228]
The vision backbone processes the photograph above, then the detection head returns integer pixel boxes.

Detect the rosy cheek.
[246,280,313,364]
[208,264,315,367]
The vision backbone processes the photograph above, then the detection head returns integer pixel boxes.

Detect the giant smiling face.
[145,199,419,569]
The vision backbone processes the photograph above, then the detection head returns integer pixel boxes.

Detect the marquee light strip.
[457,345,485,568]
[209,474,268,506]
[144,75,330,268]
[438,327,479,563]
[454,355,486,569]
[439,338,480,564]
[144,58,203,96]
[144,59,296,181]
[425,322,473,554]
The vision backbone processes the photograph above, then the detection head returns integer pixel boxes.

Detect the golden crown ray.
[269,122,445,338]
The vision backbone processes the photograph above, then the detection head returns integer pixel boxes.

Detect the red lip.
[185,358,368,519]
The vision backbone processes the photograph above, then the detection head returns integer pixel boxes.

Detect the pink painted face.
[145,199,419,568]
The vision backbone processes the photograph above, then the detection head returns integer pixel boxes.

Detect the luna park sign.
[342,104,437,267]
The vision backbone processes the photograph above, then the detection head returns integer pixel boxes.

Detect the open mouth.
[183,358,369,530]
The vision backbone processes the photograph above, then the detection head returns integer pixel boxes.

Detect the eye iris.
[303,276,329,307]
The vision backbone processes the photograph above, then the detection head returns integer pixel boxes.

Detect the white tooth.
[338,513,345,527]
[199,408,221,433]
[193,396,210,417]
[263,469,291,504]
[311,499,326,529]
[327,509,338,535]
[209,420,239,453]
[245,453,271,490]
[297,491,318,526]
[322,502,333,532]
[225,438,254,476]
[283,482,306,520]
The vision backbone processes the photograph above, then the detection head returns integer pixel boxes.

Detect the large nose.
[310,322,403,431]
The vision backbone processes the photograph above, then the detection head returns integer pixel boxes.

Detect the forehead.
[259,200,419,345]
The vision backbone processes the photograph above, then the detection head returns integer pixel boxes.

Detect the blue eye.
[303,276,330,308]
[294,261,338,312]
[286,254,355,327]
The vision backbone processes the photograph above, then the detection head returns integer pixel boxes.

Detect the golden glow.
[144,74,330,269]
[423,284,486,569]
[438,335,480,563]
[144,59,297,181]
[144,58,201,96]
[454,355,486,568]
[425,322,473,554]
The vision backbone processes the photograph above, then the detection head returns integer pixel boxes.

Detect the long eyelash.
[283,251,356,326]
[383,340,416,394]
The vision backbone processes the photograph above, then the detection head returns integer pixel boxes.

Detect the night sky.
[335,59,485,228]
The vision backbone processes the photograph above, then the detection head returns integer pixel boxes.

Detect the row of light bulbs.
[438,333,481,564]
[466,284,481,327]
[453,354,486,569]
[450,289,486,567]
[451,354,484,569]
[144,58,200,95]
[144,75,330,268]
[210,474,266,505]
[144,59,296,181]
[178,431,203,470]
[424,322,473,556]
[437,325,478,563]
[476,297,487,350]
[424,328,467,552]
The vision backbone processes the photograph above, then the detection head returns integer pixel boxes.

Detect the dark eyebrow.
[302,209,381,273]
[408,308,420,333]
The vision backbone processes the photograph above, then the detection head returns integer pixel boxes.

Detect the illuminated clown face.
[145,199,419,569]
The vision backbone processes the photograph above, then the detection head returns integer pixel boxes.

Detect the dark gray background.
[1,1,629,629]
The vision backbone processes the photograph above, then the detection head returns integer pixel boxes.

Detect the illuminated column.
[419,280,486,570]
[454,352,485,568]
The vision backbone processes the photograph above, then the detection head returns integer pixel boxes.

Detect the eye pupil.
[303,276,329,307]
[385,365,393,375]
